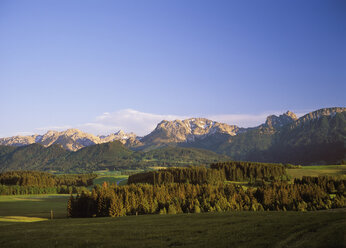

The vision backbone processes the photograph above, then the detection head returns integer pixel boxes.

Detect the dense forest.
[68,164,345,217]
[68,176,346,217]
[294,176,345,194]
[0,171,96,195]
[128,162,288,185]
[127,167,226,185]
[210,161,288,181]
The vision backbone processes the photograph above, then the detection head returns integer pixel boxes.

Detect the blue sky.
[0,0,345,136]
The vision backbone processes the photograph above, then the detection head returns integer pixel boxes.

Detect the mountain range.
[0,129,139,151]
[0,107,345,172]
[0,110,299,151]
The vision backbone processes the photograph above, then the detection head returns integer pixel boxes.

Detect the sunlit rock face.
[0,129,138,151]
[263,111,298,130]
[140,118,241,144]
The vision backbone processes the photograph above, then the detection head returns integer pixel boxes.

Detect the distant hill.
[263,108,346,164]
[218,107,346,164]
[0,144,69,171]
[0,141,230,172]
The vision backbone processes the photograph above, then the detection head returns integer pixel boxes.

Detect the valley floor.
[0,163,345,248]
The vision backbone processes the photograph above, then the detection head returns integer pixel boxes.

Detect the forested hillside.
[267,111,346,164]
[218,110,346,164]
[0,142,230,172]
[0,144,69,171]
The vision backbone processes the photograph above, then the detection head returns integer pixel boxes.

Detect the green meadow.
[0,194,69,221]
[287,165,346,179]
[93,175,129,187]
[0,195,344,248]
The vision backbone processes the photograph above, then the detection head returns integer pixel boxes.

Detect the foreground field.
[0,195,345,248]
[0,209,344,248]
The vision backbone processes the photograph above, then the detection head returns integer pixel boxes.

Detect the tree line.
[294,176,345,194]
[128,162,288,185]
[0,171,96,187]
[68,176,346,217]
[254,180,345,211]
[0,184,88,195]
[210,161,288,181]
[0,171,96,195]
[127,167,226,185]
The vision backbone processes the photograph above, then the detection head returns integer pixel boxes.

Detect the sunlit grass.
[302,165,346,170]
[0,194,69,202]
[0,194,69,219]
[148,166,167,170]
[0,216,47,222]
[92,175,128,186]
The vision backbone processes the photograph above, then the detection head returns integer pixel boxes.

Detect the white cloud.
[78,109,189,136]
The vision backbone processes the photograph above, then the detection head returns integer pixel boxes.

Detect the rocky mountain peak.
[141,118,240,144]
[0,128,139,151]
[264,111,297,129]
[115,130,125,135]
[46,130,58,135]
[63,128,83,135]
[284,111,297,120]
[100,130,137,142]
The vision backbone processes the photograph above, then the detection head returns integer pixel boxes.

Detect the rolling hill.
[0,141,230,172]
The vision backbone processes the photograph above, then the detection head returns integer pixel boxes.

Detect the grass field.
[287,165,346,179]
[0,194,69,221]
[0,194,345,247]
[0,209,344,247]
[93,170,129,187]
[93,175,128,186]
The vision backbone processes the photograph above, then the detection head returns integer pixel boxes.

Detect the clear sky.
[0,0,345,136]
